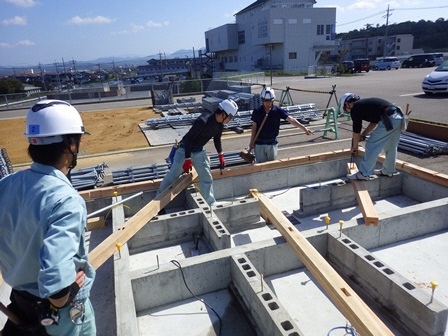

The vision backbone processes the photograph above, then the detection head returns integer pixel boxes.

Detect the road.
[3,67,448,177]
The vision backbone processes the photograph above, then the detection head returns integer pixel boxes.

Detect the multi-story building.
[136,58,200,77]
[336,34,415,60]
[204,0,336,73]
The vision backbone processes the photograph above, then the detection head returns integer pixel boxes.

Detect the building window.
[397,46,400,50]
[258,18,268,38]
[238,30,246,44]
[317,25,324,36]
[397,38,401,43]
[289,52,297,59]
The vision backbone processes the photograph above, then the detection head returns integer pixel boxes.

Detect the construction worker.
[157,98,238,206]
[341,93,403,180]
[0,100,96,335]
[248,87,313,163]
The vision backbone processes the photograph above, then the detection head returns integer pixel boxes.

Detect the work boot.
[373,168,393,177]
[346,171,369,181]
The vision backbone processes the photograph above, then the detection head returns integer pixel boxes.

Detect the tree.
[0,78,24,94]
[337,19,448,52]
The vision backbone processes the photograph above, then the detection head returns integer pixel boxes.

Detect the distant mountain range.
[0,48,205,74]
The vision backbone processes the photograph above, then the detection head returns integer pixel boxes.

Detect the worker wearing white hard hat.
[341,94,404,180]
[248,87,313,163]
[0,100,97,335]
[157,98,238,208]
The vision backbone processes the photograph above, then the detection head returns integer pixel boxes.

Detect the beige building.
[336,34,416,60]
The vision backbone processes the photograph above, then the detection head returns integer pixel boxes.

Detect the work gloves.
[183,158,192,173]
[218,152,225,170]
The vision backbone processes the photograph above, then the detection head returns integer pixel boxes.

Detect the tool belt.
[2,290,50,335]
[380,106,397,131]
[179,142,203,153]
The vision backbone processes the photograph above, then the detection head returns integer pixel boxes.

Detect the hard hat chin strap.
[62,135,80,179]
[66,149,78,184]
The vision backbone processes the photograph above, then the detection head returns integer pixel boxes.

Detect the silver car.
[373,57,400,70]
[422,61,448,95]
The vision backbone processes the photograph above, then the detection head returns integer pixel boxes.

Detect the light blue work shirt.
[0,162,95,300]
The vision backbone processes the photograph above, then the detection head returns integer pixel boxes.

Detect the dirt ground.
[0,106,158,165]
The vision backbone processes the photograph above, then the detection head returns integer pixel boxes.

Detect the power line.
[337,5,448,28]
[338,10,386,27]
[393,6,448,11]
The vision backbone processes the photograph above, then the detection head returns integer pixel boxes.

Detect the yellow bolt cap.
[430,281,439,289]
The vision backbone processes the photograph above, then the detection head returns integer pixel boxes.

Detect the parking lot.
[273,66,447,125]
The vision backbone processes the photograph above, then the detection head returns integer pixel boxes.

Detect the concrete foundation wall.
[402,174,448,202]
[343,198,448,250]
[327,233,448,336]
[213,159,351,199]
[112,198,139,335]
[297,173,402,217]
[88,154,448,335]
[230,254,304,336]
[128,210,203,254]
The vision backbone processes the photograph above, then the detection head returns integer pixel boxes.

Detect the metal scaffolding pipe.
[87,191,144,219]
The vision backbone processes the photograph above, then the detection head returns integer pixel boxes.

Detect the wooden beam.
[249,189,393,336]
[79,179,160,201]
[87,216,105,231]
[346,162,379,226]
[357,148,448,188]
[78,148,448,202]
[89,171,197,270]
[79,150,353,201]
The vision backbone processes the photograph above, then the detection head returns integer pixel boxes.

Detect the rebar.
[71,163,108,190]
[398,132,448,156]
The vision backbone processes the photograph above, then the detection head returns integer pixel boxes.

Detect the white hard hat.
[261,87,275,101]
[25,100,87,145]
[219,99,238,116]
[340,93,360,112]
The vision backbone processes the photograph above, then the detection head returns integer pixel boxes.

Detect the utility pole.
[382,4,394,57]
[62,57,67,84]
[39,63,47,91]
[159,52,164,81]
[71,59,77,85]
[269,44,273,86]
[54,61,61,89]
[192,47,195,78]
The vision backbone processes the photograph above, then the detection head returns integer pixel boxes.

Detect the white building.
[336,34,416,60]
[204,0,336,74]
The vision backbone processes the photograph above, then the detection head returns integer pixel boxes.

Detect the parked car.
[433,53,444,66]
[373,57,400,70]
[331,61,355,74]
[401,54,436,68]
[354,59,371,72]
[422,61,448,95]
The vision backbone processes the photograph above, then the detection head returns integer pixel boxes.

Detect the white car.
[373,57,400,70]
[422,61,448,95]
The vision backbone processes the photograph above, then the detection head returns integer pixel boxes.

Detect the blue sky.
[1,0,447,67]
